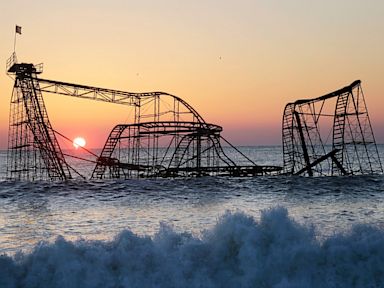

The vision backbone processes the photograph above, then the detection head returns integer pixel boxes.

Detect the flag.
[16,25,22,35]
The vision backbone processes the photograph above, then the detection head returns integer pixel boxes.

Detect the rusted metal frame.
[282,104,295,173]
[292,80,360,106]
[298,104,320,173]
[315,99,326,124]
[332,91,349,175]
[158,135,178,168]
[38,77,156,99]
[38,80,141,106]
[293,110,313,176]
[176,135,213,172]
[330,154,347,175]
[313,102,332,172]
[301,103,323,163]
[345,89,371,173]
[307,101,330,173]
[109,121,221,134]
[176,137,219,173]
[352,86,378,173]
[153,95,160,170]
[21,76,71,180]
[207,135,237,167]
[356,85,383,172]
[34,76,213,178]
[91,124,127,178]
[31,79,70,178]
[220,136,258,166]
[293,149,345,176]
[166,134,193,170]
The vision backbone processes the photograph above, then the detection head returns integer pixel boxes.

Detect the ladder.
[172,135,193,169]
[91,125,127,179]
[332,91,349,175]
[8,63,71,180]
[282,104,295,174]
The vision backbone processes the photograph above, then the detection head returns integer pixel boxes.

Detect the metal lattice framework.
[6,54,281,180]
[6,54,72,180]
[282,80,382,176]
[91,121,280,179]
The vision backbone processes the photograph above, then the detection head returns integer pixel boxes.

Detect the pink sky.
[1,0,384,148]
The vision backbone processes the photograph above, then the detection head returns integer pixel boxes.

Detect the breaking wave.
[1,207,384,288]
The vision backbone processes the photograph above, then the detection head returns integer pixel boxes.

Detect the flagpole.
[14,25,21,54]
[13,29,16,53]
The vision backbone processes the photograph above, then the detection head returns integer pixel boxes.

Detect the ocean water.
[1,146,384,287]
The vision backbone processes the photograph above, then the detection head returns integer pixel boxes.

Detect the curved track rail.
[6,54,281,180]
[282,80,382,176]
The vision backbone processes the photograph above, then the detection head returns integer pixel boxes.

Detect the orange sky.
[1,0,384,148]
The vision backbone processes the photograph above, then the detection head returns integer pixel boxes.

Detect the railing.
[6,52,17,72]
[34,63,43,74]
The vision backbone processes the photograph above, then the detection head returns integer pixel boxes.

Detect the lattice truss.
[90,93,251,179]
[6,55,71,181]
[6,54,281,181]
[282,80,383,176]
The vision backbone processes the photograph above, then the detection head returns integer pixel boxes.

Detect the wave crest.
[1,207,384,287]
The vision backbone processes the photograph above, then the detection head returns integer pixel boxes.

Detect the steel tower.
[6,53,72,180]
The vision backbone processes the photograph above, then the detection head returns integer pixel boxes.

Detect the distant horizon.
[1,0,384,150]
[3,143,384,152]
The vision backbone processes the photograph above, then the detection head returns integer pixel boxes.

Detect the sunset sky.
[1,0,384,148]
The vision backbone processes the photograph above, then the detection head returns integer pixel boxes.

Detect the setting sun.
[73,137,86,149]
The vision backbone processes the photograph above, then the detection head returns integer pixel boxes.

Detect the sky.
[1,0,384,148]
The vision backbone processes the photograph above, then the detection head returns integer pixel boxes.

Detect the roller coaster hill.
[5,53,282,181]
[5,53,382,181]
[282,80,383,176]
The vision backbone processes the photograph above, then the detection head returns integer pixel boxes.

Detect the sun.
[73,137,86,149]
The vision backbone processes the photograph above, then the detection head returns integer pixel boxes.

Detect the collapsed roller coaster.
[6,53,281,181]
[282,80,383,176]
[5,54,382,180]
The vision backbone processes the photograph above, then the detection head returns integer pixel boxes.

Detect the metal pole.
[13,30,16,53]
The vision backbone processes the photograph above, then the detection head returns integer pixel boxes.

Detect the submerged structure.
[282,80,383,176]
[6,52,382,181]
[6,54,72,181]
[6,53,281,181]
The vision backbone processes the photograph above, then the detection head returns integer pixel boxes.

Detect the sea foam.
[1,207,384,288]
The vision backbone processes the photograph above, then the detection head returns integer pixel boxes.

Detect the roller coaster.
[282,80,382,176]
[5,53,281,181]
[5,53,382,180]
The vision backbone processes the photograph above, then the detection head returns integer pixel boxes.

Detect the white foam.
[1,207,384,287]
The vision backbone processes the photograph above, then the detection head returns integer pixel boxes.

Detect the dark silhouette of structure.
[6,54,281,180]
[282,80,382,176]
[6,53,382,180]
[6,54,72,180]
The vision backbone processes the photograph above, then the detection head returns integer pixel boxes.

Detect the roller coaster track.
[7,62,72,180]
[7,55,281,180]
[91,122,223,179]
[282,80,382,176]
[36,78,206,124]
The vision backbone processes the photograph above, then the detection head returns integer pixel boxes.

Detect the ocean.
[1,146,384,287]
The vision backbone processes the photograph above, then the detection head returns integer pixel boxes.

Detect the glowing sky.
[1,0,384,148]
